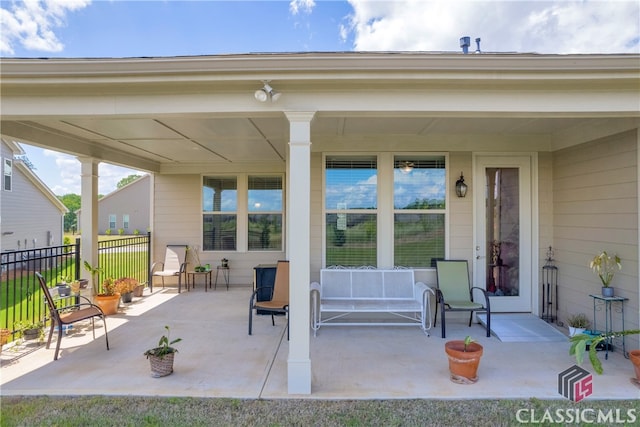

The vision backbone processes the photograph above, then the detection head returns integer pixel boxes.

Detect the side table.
[187,270,212,292]
[215,266,230,290]
[589,294,628,360]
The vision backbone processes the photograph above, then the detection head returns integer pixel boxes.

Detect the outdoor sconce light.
[254,81,281,103]
[455,172,468,198]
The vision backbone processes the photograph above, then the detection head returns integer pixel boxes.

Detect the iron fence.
[0,232,150,343]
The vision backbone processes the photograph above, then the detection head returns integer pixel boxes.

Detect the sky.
[2,0,639,195]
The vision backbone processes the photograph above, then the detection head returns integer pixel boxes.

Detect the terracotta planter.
[133,284,145,298]
[629,350,640,386]
[444,340,484,384]
[94,293,121,315]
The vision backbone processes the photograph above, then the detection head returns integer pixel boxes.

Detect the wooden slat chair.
[36,272,109,360]
[434,260,491,338]
[248,260,289,339]
[151,244,188,293]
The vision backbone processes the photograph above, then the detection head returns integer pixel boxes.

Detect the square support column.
[285,111,315,394]
[78,158,99,295]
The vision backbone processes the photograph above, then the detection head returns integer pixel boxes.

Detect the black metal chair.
[36,272,109,360]
[434,260,491,338]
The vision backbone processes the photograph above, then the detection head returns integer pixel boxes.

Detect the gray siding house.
[94,174,150,235]
[0,139,68,252]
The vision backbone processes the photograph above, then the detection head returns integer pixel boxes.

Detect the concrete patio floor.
[2,285,638,400]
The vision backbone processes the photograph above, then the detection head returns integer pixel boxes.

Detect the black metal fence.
[0,232,150,343]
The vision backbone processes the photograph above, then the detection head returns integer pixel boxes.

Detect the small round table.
[215,266,230,290]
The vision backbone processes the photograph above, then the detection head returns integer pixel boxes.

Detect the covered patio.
[1,286,636,400]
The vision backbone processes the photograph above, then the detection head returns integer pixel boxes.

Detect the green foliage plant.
[144,326,181,359]
[83,261,103,295]
[589,251,622,287]
[570,329,640,374]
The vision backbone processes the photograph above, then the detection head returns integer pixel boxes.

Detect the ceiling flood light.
[254,81,281,102]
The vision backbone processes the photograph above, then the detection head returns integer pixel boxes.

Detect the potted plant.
[133,281,146,298]
[56,274,73,296]
[114,277,139,303]
[567,313,590,337]
[144,325,182,378]
[444,335,484,384]
[15,320,44,341]
[589,251,622,297]
[570,329,640,388]
[93,277,120,315]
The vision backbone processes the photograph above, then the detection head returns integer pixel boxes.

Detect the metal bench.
[310,268,435,336]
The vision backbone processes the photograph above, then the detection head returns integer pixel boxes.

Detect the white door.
[474,155,533,312]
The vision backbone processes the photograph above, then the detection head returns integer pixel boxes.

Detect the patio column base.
[288,357,311,394]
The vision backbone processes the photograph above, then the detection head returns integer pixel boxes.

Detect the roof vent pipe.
[475,38,481,53]
[460,36,471,54]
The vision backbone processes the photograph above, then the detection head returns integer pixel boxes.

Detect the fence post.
[74,237,81,280]
[147,231,152,293]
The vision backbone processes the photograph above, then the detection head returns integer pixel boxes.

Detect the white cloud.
[343,0,640,54]
[0,0,91,54]
[290,0,316,15]
[42,148,141,195]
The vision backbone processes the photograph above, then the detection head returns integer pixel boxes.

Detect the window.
[202,177,237,251]
[109,214,116,230]
[123,214,130,230]
[394,156,445,267]
[3,158,12,191]
[248,176,283,251]
[325,156,377,266]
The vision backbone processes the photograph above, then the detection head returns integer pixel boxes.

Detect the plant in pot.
[15,320,44,341]
[114,277,139,303]
[589,251,621,297]
[570,329,640,388]
[93,277,120,315]
[444,335,484,384]
[567,313,591,337]
[144,325,182,378]
[56,274,73,297]
[133,281,146,298]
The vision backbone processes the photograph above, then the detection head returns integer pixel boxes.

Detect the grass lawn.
[1,396,638,426]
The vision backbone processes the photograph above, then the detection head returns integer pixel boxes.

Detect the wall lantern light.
[455,172,468,198]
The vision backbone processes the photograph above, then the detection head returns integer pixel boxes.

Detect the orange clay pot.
[444,340,484,384]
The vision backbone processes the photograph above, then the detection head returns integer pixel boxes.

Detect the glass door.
[474,156,533,312]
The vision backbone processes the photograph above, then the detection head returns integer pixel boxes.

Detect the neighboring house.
[1,52,638,394]
[77,174,151,235]
[0,138,68,253]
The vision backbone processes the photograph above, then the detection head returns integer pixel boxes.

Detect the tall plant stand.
[589,294,629,360]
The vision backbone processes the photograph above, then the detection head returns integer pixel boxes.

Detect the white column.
[284,111,315,394]
[78,158,99,296]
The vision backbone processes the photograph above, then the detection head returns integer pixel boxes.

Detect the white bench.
[310,268,435,336]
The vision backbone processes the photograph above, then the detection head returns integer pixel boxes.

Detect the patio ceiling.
[1,52,638,173]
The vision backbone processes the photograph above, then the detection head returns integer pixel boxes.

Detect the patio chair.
[434,260,491,338]
[248,260,289,339]
[36,272,109,361]
[151,244,188,293]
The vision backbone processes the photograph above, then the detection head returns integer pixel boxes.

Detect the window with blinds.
[393,156,446,267]
[248,176,283,251]
[325,156,377,267]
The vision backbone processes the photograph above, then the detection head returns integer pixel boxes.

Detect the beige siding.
[553,130,639,347]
